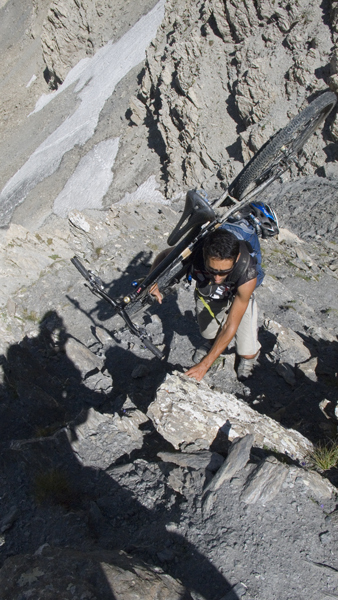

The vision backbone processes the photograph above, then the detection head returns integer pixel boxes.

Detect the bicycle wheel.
[231,91,337,201]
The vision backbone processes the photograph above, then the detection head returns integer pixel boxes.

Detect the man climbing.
[150,202,279,382]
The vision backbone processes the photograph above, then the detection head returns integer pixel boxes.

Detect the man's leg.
[235,295,261,380]
[193,292,229,363]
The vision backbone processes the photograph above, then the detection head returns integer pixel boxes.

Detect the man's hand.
[149,283,163,304]
[185,360,210,382]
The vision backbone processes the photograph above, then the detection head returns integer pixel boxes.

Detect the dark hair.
[203,229,239,261]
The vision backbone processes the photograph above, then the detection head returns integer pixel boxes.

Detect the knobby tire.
[232,91,337,201]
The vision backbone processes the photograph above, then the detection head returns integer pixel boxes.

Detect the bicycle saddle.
[167,189,216,246]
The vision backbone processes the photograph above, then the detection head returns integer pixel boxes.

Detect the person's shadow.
[0,309,240,599]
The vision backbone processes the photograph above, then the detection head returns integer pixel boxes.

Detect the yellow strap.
[197,291,226,328]
[197,292,216,319]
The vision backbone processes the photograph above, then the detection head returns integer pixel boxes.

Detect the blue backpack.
[220,220,264,287]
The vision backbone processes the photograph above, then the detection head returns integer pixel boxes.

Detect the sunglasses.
[206,264,234,276]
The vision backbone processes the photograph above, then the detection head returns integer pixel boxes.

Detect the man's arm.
[185,277,257,382]
[148,247,173,304]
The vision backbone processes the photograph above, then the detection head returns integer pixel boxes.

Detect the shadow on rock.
[237,325,338,455]
[0,311,239,599]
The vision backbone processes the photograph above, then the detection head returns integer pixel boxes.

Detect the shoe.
[237,355,259,381]
[192,340,213,364]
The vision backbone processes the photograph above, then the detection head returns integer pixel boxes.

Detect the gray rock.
[83,370,113,395]
[241,457,289,504]
[297,357,318,382]
[69,407,147,468]
[65,337,104,377]
[158,451,224,472]
[275,362,296,386]
[148,373,313,460]
[220,582,247,600]
[0,507,19,534]
[266,319,311,366]
[293,468,335,500]
[204,434,254,493]
[167,466,206,496]
[94,326,113,345]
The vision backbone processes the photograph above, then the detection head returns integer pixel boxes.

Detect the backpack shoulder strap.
[227,240,251,288]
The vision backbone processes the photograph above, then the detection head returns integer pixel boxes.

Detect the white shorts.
[195,291,261,356]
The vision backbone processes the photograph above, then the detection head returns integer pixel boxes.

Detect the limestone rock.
[0,223,73,308]
[147,373,313,460]
[167,466,207,496]
[205,434,254,492]
[83,370,113,395]
[289,467,336,500]
[140,0,334,195]
[241,456,289,505]
[41,0,94,86]
[94,326,113,345]
[277,227,304,245]
[297,357,318,382]
[275,362,296,386]
[0,507,19,534]
[158,450,224,472]
[265,319,311,366]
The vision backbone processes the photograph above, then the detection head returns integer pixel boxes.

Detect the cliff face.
[40,0,159,87]
[1,0,338,222]
[139,0,338,194]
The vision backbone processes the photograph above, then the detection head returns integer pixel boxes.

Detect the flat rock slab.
[265,319,311,366]
[291,467,335,500]
[148,373,313,460]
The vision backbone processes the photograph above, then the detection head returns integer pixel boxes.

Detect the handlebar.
[71,256,91,281]
[141,336,165,360]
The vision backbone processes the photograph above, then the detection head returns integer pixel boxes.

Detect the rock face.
[140,0,338,195]
[0,205,337,600]
[40,0,159,87]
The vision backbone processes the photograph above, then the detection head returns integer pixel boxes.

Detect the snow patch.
[53,138,119,217]
[0,0,165,226]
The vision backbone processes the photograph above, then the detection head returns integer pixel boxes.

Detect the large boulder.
[147,373,313,460]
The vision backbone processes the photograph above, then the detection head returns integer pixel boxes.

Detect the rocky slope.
[0,195,337,600]
[0,0,337,599]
